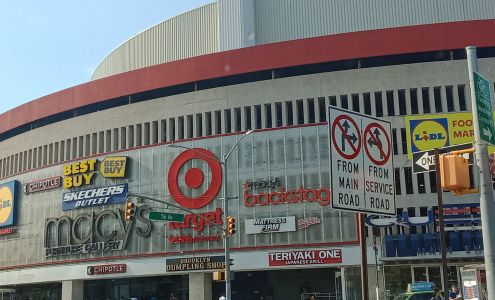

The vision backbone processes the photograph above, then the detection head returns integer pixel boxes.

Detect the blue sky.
[0,0,213,114]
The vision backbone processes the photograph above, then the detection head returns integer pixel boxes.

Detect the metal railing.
[300,292,343,300]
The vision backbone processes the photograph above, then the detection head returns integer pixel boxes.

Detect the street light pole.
[222,129,252,300]
[168,130,253,300]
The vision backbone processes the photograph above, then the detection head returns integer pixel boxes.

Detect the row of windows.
[0,84,472,182]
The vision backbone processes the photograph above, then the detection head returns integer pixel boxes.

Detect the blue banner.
[62,183,128,211]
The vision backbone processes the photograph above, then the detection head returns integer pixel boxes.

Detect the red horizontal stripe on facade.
[1,20,495,135]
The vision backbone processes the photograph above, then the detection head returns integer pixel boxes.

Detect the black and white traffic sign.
[412,143,474,174]
[329,107,396,215]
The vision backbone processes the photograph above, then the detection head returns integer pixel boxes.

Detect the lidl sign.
[0,181,17,228]
[405,113,493,158]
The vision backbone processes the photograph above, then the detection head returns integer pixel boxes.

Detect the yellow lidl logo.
[0,181,17,228]
[410,118,449,153]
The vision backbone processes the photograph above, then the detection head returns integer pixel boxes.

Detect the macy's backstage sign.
[44,206,151,258]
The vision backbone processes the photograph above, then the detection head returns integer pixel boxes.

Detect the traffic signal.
[440,154,469,192]
[213,270,226,281]
[124,200,135,221]
[226,216,236,236]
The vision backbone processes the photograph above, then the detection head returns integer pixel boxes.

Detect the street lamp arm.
[224,130,253,161]
[127,192,227,234]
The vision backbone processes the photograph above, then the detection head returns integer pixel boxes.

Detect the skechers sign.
[62,184,128,211]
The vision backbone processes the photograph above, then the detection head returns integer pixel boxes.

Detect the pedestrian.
[448,285,462,300]
[431,289,443,300]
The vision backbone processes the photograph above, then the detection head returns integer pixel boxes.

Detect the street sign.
[474,72,495,145]
[148,211,185,222]
[412,143,474,174]
[329,107,396,215]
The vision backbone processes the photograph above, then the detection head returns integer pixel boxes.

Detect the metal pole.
[223,155,232,300]
[359,213,369,300]
[434,148,449,296]
[467,46,495,298]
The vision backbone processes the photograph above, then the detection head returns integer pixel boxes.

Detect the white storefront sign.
[245,216,296,234]
[329,107,396,215]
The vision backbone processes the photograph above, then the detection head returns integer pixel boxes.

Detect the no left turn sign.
[363,123,391,166]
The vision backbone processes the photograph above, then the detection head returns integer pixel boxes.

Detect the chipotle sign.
[268,249,342,266]
[87,264,127,275]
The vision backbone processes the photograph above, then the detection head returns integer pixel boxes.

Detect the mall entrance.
[212,268,343,300]
[83,275,188,300]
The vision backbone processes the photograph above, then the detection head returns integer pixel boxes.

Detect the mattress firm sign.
[268,249,342,266]
[62,184,128,211]
[245,216,296,234]
[166,256,225,272]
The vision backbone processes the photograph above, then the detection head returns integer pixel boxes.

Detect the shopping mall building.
[0,1,494,299]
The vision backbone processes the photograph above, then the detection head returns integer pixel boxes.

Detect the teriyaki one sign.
[329,107,396,215]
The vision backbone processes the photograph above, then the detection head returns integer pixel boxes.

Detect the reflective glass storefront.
[83,275,187,300]
[212,268,342,300]
[384,264,463,298]
[0,283,61,300]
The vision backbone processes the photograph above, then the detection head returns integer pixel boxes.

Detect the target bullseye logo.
[168,148,222,209]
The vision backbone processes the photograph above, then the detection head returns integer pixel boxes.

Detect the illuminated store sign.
[63,156,129,189]
[244,184,331,207]
[167,208,223,232]
[0,227,15,236]
[166,256,225,272]
[244,178,281,190]
[364,210,434,227]
[167,148,222,209]
[168,235,220,244]
[0,181,17,230]
[244,216,296,234]
[24,176,61,194]
[44,205,151,258]
[63,159,96,188]
[62,183,128,211]
[87,264,127,275]
[99,156,128,178]
[268,249,342,266]
[298,217,321,230]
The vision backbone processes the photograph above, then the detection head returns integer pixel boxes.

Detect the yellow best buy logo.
[0,181,17,228]
[410,118,449,152]
[99,156,128,178]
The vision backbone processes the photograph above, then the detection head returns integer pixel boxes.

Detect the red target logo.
[167,148,222,209]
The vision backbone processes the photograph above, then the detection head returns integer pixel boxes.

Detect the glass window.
[308,98,315,123]
[318,97,326,121]
[414,267,427,282]
[340,95,348,109]
[428,266,442,290]
[352,94,360,112]
[384,266,412,296]
[434,87,442,113]
[375,92,383,117]
[398,90,406,115]
[275,102,283,127]
[422,88,431,114]
[264,103,272,128]
[410,89,418,114]
[387,91,395,116]
[446,86,455,112]
[244,106,252,130]
[364,93,371,115]
[286,101,293,125]
[458,85,467,111]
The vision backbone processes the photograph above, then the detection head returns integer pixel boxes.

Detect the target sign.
[168,148,222,209]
